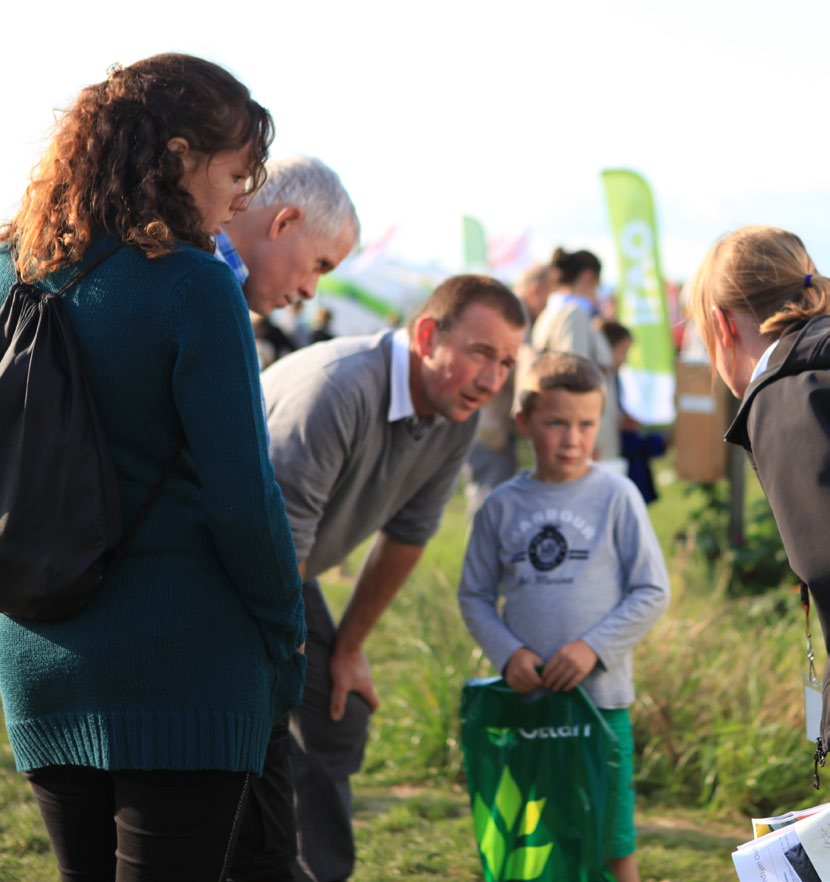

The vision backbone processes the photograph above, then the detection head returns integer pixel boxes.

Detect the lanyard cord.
[803,581,827,789]
[802,580,818,683]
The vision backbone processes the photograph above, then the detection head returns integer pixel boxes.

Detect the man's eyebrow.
[470,341,516,362]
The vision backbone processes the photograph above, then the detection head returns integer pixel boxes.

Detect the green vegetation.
[344,461,816,881]
[0,456,821,881]
[675,481,794,597]
[0,709,52,882]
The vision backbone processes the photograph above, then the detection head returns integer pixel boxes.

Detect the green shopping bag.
[461,677,620,882]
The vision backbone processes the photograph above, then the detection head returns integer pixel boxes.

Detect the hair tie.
[805,274,814,288]
[106,62,123,80]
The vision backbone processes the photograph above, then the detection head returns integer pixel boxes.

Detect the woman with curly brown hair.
[0,54,305,881]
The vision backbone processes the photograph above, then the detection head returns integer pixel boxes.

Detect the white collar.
[388,328,416,422]
[750,339,781,383]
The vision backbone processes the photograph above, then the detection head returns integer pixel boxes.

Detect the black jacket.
[726,315,830,752]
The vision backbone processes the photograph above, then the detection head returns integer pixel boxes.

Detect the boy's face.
[517,387,604,483]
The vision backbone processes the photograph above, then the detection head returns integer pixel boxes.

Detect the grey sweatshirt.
[261,331,478,579]
[458,466,670,708]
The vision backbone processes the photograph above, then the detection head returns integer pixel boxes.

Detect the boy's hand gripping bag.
[461,677,620,882]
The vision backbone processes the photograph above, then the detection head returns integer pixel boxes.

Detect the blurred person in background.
[598,320,668,504]
[464,262,555,513]
[533,247,622,466]
[310,306,335,343]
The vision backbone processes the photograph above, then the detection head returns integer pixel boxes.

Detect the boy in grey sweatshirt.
[458,352,669,882]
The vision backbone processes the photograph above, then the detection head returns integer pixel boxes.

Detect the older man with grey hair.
[220,156,359,882]
[218,155,359,316]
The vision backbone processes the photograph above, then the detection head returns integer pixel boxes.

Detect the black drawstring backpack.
[0,245,179,620]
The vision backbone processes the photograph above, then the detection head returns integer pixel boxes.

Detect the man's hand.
[328,535,423,721]
[541,640,597,692]
[504,647,544,693]
[329,645,380,721]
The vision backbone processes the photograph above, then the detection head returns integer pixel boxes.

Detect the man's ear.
[267,206,303,240]
[712,306,737,348]
[412,315,438,358]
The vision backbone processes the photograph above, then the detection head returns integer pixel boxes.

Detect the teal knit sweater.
[0,235,305,774]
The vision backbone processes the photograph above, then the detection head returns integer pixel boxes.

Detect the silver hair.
[249,155,360,243]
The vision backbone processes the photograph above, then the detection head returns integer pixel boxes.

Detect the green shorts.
[599,707,637,859]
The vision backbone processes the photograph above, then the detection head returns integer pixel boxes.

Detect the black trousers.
[227,718,298,882]
[24,765,250,882]
[231,581,371,882]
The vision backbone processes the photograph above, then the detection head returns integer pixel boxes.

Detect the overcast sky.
[4,0,829,284]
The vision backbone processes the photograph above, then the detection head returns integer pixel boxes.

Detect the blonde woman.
[688,224,830,764]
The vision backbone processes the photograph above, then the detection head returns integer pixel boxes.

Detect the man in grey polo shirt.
[252,275,526,882]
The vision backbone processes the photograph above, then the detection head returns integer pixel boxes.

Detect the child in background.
[457,352,670,882]
[599,320,669,504]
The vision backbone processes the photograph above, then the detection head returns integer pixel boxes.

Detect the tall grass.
[634,469,814,815]
[352,462,823,820]
[633,579,808,815]
[0,456,822,879]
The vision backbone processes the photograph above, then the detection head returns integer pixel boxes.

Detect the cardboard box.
[674,361,732,483]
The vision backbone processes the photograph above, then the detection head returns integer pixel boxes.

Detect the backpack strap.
[54,243,124,296]
[9,241,124,293]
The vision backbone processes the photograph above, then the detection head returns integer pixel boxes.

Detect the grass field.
[0,451,822,881]
[319,453,818,881]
